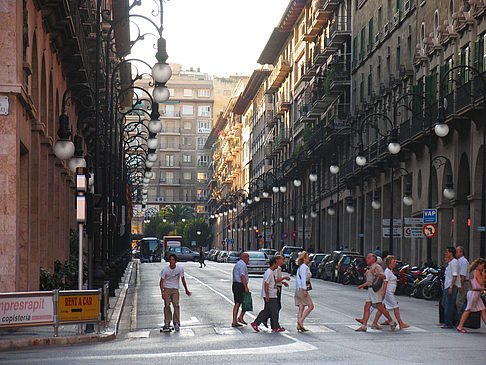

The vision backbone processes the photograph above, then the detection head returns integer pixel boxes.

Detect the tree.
[156,222,173,239]
[143,215,161,237]
[162,204,194,224]
[183,218,212,248]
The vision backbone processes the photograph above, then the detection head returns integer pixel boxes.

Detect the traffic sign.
[423,209,437,224]
[423,224,437,238]
[282,232,288,239]
[271,233,275,240]
[382,219,402,227]
[404,226,424,238]
[404,217,423,225]
[382,227,402,238]
[291,231,298,239]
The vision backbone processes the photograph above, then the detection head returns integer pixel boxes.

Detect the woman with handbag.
[355,253,396,332]
[456,258,486,333]
[295,251,314,332]
[373,255,410,330]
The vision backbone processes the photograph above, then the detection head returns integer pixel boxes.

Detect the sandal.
[371,324,382,330]
[231,322,242,327]
[237,319,248,325]
[355,325,367,332]
[399,324,410,330]
[390,321,397,331]
[380,321,391,326]
[355,318,364,324]
[457,327,468,333]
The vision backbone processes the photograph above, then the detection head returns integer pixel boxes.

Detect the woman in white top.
[294,251,314,332]
[373,255,409,329]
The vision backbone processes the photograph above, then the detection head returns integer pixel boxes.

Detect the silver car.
[247,251,269,274]
[226,251,240,263]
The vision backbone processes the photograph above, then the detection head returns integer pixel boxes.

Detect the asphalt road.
[1,260,486,364]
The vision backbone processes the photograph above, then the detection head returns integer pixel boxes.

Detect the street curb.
[0,260,137,352]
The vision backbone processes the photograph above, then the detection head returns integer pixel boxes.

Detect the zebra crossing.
[124,315,432,339]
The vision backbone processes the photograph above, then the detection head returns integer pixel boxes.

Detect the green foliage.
[182,218,212,248]
[156,222,173,238]
[39,229,87,290]
[323,66,335,96]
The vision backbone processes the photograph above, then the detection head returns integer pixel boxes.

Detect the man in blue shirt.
[232,252,249,327]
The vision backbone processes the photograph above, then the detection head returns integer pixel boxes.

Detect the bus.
[139,237,163,262]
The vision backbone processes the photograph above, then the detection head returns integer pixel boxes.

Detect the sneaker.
[250,322,260,332]
[174,323,180,332]
[161,325,171,333]
[273,328,286,332]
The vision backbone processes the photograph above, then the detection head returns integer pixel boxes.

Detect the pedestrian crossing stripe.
[127,330,150,338]
[213,326,243,335]
[347,324,426,332]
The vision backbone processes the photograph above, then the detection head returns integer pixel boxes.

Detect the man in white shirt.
[160,254,191,332]
[455,246,470,315]
[251,257,284,332]
[442,247,460,328]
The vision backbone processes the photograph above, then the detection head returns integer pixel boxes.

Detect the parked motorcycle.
[396,264,424,296]
[414,268,443,300]
[341,259,366,285]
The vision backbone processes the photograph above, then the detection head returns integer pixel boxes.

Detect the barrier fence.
[0,288,106,336]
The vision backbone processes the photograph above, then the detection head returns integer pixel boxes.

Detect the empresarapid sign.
[0,294,54,326]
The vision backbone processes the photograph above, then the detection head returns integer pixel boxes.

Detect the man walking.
[232,252,249,327]
[455,246,469,316]
[263,254,290,328]
[160,254,191,332]
[442,247,460,328]
[251,257,285,332]
[355,253,396,332]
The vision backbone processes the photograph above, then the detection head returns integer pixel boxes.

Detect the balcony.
[275,128,290,150]
[303,0,332,41]
[323,0,340,12]
[276,97,291,115]
[159,127,181,135]
[160,144,181,151]
[161,111,181,118]
[267,57,291,92]
[266,110,276,127]
[313,44,333,66]
[159,178,181,186]
[299,60,316,83]
[328,17,351,49]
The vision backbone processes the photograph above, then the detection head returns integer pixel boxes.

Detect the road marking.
[180,316,200,325]
[184,272,317,353]
[214,326,243,335]
[126,330,150,338]
[347,324,426,333]
[178,328,195,337]
[130,261,140,331]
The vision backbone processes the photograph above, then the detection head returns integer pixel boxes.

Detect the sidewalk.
[0,260,138,352]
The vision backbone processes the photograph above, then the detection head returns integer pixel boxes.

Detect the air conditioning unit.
[156,197,165,202]
[160,178,166,182]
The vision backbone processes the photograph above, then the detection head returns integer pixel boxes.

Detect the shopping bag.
[242,292,253,312]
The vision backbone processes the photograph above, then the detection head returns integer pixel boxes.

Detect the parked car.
[210,250,220,261]
[309,253,328,276]
[279,245,304,272]
[226,251,240,263]
[316,254,331,279]
[335,254,365,283]
[165,246,199,262]
[208,249,217,261]
[259,248,278,260]
[217,251,228,262]
[321,250,356,281]
[247,251,269,274]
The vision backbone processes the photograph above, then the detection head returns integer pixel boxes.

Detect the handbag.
[242,292,253,312]
[372,276,383,292]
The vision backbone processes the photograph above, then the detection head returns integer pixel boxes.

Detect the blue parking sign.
[423,209,437,224]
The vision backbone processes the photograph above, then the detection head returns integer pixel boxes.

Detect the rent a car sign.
[0,295,54,326]
[58,294,99,322]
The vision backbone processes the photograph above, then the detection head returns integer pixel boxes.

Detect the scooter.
[341,260,366,285]
[416,268,443,300]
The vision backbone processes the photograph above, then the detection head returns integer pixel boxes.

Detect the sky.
[128,0,290,77]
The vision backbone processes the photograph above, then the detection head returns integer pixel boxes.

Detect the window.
[183,172,191,180]
[198,120,211,133]
[197,205,206,213]
[183,155,191,163]
[168,88,175,97]
[197,172,208,181]
[353,37,358,64]
[360,77,364,102]
[198,89,210,97]
[183,121,192,130]
[166,171,174,184]
[368,73,372,96]
[183,189,191,201]
[198,155,209,166]
[360,27,365,59]
[165,104,175,117]
[434,11,439,38]
[183,89,193,97]
[197,189,208,197]
[198,106,211,117]
[165,155,174,167]
[368,18,373,49]
[183,137,190,145]
[197,137,207,148]
[182,105,194,115]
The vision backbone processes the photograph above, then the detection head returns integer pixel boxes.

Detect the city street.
[1,261,485,364]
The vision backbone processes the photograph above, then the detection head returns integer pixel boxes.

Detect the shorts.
[294,289,313,307]
[366,287,383,304]
[232,282,245,304]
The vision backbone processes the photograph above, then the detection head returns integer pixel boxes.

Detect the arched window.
[40,55,47,125]
[434,11,439,38]
[49,72,54,138]
[421,23,425,47]
[31,33,39,111]
[449,0,454,26]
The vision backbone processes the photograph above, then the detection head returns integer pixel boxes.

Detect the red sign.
[282,232,288,239]
[423,224,437,238]
[291,231,298,239]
